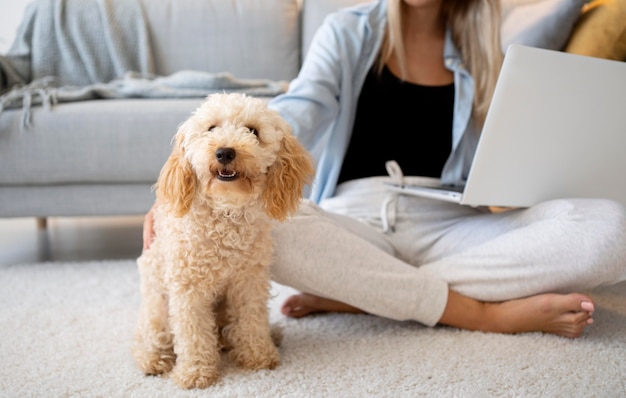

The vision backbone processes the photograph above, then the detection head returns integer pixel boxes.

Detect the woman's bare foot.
[282,291,595,339]
[482,293,595,338]
[441,290,595,339]
[281,293,364,318]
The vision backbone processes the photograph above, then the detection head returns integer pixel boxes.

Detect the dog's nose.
[216,147,236,165]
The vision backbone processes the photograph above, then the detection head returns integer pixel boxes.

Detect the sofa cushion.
[0,184,157,217]
[0,99,204,185]
[140,0,300,81]
[564,0,626,61]
[501,0,587,51]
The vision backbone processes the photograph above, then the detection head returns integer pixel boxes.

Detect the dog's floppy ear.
[155,133,196,217]
[263,129,315,221]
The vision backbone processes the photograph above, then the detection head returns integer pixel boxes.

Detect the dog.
[131,93,314,389]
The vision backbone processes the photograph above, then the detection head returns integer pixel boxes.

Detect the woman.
[145,0,626,338]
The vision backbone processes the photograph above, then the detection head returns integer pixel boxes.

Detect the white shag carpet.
[1,260,625,398]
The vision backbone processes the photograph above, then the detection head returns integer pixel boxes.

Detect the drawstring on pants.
[381,160,404,233]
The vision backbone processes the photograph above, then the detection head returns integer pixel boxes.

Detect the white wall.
[0,0,32,53]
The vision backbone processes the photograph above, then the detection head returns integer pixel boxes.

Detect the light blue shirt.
[269,0,480,204]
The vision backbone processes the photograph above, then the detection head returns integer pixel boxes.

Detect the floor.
[0,216,144,266]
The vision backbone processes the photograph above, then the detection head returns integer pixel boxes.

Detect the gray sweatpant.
[270,176,626,326]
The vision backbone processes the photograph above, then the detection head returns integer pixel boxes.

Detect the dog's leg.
[168,289,221,389]
[222,269,280,371]
[132,258,175,375]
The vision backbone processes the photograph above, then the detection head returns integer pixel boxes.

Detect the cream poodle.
[132,93,314,389]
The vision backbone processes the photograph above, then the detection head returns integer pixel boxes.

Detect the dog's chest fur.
[153,204,273,291]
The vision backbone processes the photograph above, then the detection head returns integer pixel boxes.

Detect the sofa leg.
[36,217,48,230]
[35,217,51,262]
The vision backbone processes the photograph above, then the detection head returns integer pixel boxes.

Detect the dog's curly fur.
[132,93,314,389]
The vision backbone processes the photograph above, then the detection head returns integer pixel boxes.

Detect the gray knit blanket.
[0,0,288,126]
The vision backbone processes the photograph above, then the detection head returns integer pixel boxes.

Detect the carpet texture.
[1,260,625,397]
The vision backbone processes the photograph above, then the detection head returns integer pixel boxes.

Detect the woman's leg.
[412,198,626,301]
[272,180,626,337]
[271,200,449,327]
[388,196,624,338]
[439,290,595,338]
[281,289,595,338]
[271,201,599,338]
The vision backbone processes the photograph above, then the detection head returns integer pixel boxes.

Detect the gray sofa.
[0,0,620,220]
[0,0,370,220]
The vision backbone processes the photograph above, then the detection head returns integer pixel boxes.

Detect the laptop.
[386,44,626,208]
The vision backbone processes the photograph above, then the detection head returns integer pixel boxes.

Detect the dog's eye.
[247,127,258,136]
[207,125,217,132]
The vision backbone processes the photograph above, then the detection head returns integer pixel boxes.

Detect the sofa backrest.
[139,0,301,81]
[301,0,370,63]
[5,0,587,86]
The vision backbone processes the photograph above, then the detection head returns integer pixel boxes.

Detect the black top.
[337,65,455,184]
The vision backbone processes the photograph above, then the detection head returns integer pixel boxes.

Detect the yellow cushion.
[565,0,626,60]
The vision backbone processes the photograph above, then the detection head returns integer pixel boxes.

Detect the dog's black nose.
[216,147,236,165]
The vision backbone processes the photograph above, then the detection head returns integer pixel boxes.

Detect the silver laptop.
[387,44,626,208]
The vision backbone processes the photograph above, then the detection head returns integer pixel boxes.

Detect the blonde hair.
[378,0,503,128]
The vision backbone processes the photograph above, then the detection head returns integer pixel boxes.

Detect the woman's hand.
[142,202,158,250]
[488,206,518,213]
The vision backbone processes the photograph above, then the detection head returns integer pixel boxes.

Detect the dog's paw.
[232,343,280,371]
[133,350,176,375]
[170,365,220,389]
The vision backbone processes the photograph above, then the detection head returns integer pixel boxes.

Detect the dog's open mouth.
[217,168,239,181]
